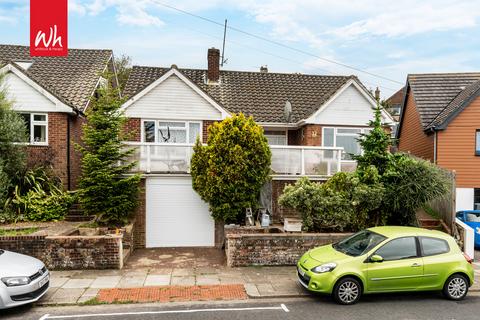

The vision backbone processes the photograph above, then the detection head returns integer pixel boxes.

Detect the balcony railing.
[124,142,350,177]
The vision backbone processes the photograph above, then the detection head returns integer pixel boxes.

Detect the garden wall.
[225,232,350,267]
[0,234,123,270]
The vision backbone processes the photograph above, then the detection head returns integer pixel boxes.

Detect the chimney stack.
[375,87,380,102]
[260,65,268,73]
[207,48,220,83]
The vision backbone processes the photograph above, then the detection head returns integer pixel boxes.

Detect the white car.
[0,249,49,309]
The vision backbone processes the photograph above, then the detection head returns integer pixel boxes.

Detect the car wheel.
[333,277,362,305]
[443,274,469,300]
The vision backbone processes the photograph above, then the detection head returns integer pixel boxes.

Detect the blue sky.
[1,0,480,97]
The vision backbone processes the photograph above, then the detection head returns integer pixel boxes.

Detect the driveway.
[124,247,225,270]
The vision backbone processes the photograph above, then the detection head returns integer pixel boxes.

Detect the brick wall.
[225,232,350,267]
[133,179,146,249]
[0,234,123,269]
[124,118,141,142]
[300,124,322,146]
[27,113,69,188]
[202,120,215,143]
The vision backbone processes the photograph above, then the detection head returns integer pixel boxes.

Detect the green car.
[297,226,474,305]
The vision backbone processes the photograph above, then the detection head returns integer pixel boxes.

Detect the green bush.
[191,113,271,223]
[279,167,384,232]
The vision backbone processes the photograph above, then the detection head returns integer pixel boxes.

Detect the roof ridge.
[0,44,112,53]
[131,64,351,78]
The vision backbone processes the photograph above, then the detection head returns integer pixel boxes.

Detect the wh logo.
[35,25,63,48]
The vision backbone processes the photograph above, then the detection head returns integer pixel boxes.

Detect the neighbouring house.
[122,47,394,249]
[396,72,480,212]
[0,44,116,189]
[385,87,404,122]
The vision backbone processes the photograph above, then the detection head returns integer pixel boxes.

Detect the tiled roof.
[124,66,354,123]
[0,44,113,112]
[408,73,480,130]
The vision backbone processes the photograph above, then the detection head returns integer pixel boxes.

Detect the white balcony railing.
[124,142,349,177]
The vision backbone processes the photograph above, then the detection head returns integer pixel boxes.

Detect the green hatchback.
[297,226,474,305]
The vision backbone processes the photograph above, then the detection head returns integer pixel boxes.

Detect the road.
[2,293,480,320]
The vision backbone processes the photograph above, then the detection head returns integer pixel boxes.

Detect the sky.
[1,0,480,98]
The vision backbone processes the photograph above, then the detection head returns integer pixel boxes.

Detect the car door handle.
[411,263,422,267]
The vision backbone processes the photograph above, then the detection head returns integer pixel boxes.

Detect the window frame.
[475,129,480,156]
[141,119,202,144]
[418,236,450,257]
[21,113,48,146]
[264,129,288,146]
[371,236,420,262]
[322,126,371,161]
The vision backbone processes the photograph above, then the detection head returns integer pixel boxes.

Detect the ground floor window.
[20,113,48,145]
[142,120,201,144]
[474,188,480,210]
[264,130,287,145]
[322,127,370,160]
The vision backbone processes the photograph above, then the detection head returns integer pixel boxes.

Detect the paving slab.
[244,283,260,297]
[50,277,69,288]
[49,288,85,304]
[196,275,221,285]
[172,268,195,276]
[62,278,94,289]
[77,288,100,304]
[171,276,195,286]
[90,276,122,289]
[144,274,171,286]
[117,276,146,288]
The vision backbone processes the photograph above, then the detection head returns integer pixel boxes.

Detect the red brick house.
[122,48,394,248]
[0,44,116,189]
[396,73,480,212]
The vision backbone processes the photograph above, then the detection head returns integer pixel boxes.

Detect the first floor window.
[475,130,480,156]
[264,130,287,145]
[142,120,201,143]
[20,113,48,145]
[322,127,370,160]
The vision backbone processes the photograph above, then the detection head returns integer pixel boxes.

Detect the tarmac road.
[2,292,480,320]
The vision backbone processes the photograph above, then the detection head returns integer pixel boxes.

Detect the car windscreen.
[333,230,386,257]
[466,212,480,222]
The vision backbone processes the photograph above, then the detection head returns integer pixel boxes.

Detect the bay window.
[322,127,370,160]
[142,120,201,143]
[20,113,48,145]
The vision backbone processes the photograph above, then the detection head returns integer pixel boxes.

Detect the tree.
[0,73,27,208]
[77,75,141,226]
[353,102,393,175]
[191,113,271,223]
[114,54,132,92]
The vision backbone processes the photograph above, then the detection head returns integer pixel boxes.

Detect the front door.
[367,237,423,292]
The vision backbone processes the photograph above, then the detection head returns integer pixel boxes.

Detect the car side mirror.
[370,255,384,263]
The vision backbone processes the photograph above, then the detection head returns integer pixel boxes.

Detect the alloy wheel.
[338,280,360,304]
[447,277,467,299]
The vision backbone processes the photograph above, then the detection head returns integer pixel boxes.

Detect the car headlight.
[311,262,337,273]
[1,277,31,287]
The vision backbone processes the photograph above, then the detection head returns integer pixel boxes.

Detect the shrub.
[191,113,271,223]
[77,75,141,226]
[279,167,384,232]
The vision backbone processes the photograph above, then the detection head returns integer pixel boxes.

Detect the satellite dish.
[284,100,292,122]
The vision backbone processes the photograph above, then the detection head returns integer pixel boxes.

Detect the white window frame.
[141,119,202,144]
[264,129,288,146]
[21,113,48,146]
[322,126,370,161]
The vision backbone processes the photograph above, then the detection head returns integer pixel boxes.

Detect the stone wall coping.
[226,232,351,239]
[46,234,123,240]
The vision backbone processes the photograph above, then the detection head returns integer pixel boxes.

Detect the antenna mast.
[221,19,227,67]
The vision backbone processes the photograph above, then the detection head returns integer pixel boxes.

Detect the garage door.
[146,177,215,248]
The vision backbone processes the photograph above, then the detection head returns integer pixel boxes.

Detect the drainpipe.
[67,114,71,190]
[433,130,437,164]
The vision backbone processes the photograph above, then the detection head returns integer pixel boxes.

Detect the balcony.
[124,142,353,177]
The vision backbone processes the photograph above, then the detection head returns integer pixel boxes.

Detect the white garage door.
[146,177,215,248]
